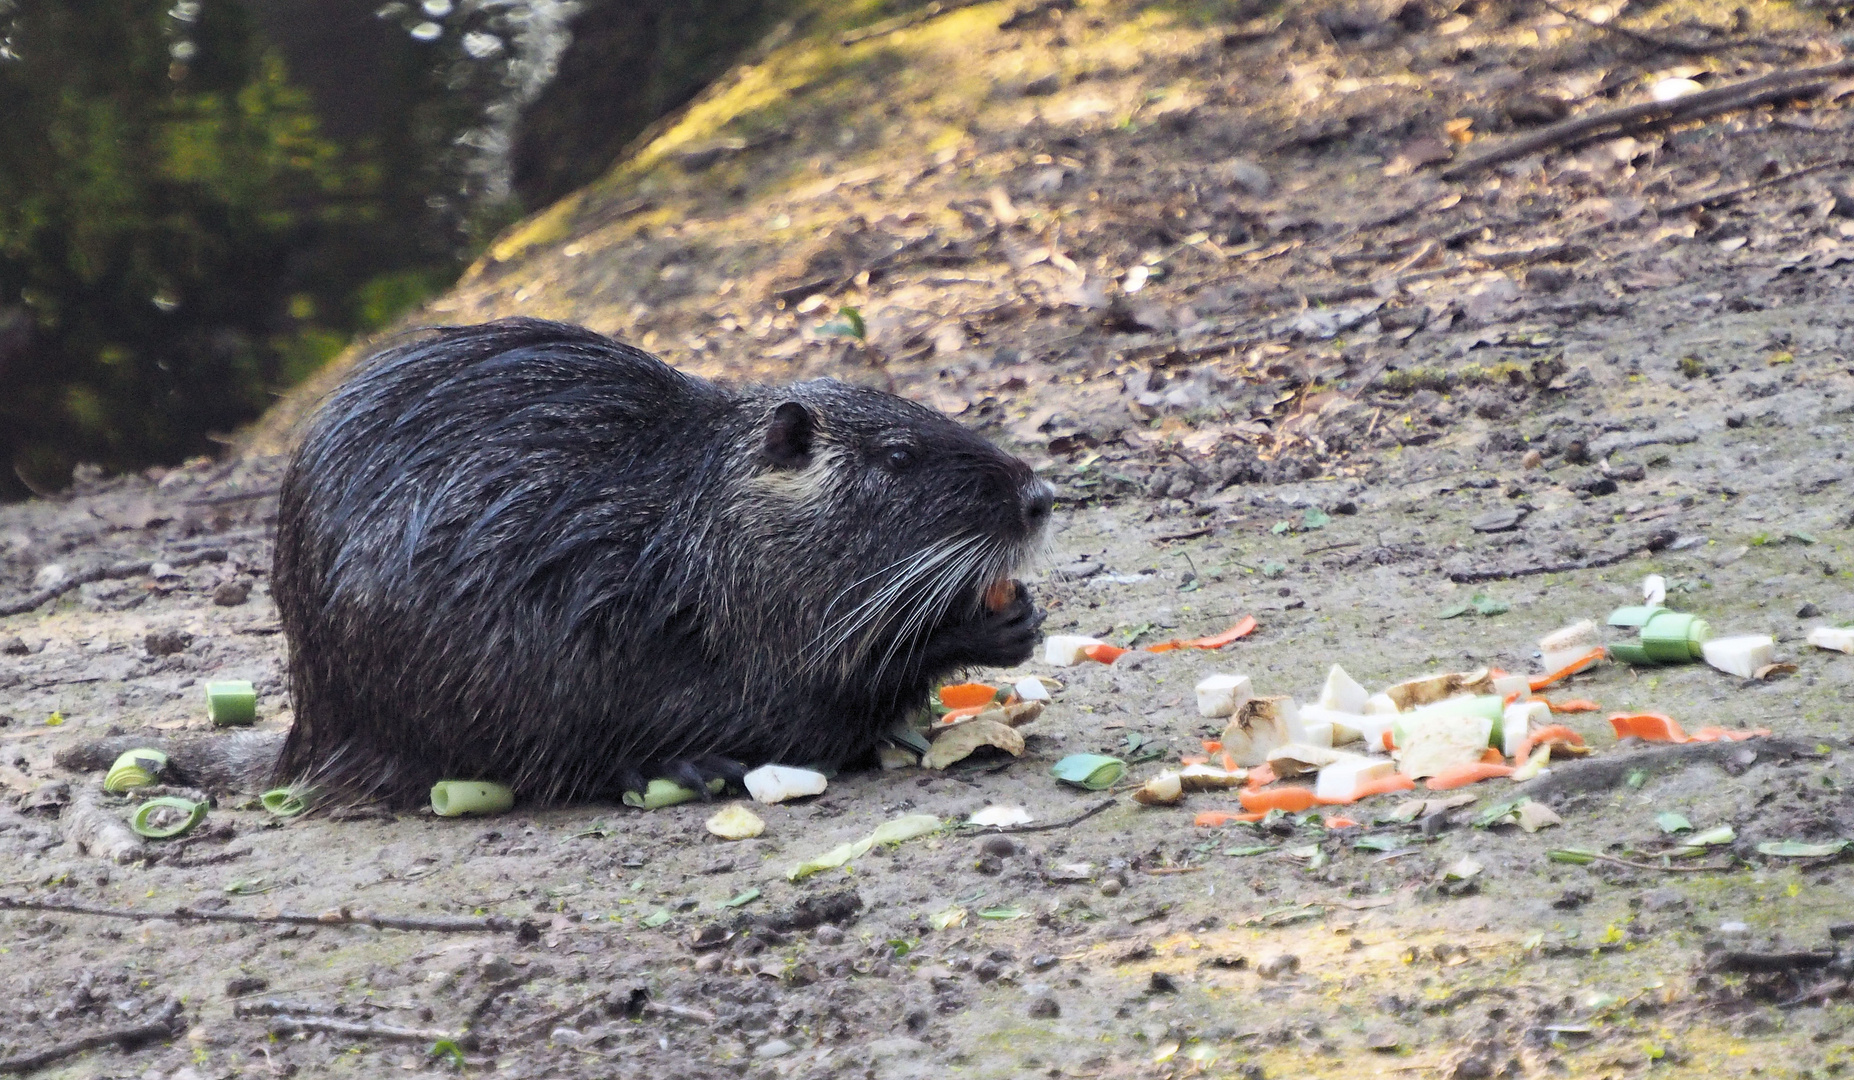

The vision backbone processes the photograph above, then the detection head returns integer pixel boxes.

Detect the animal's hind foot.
[617,755,748,804]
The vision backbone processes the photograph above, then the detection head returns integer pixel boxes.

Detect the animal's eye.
[881,446,917,472]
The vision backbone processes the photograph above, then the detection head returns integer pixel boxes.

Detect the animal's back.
[274,320,732,803]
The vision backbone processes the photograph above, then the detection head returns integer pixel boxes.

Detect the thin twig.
[1442,58,1854,180]
[0,896,533,936]
[1571,851,1737,873]
[263,1016,459,1043]
[1538,0,1805,57]
[0,1000,183,1075]
[1447,544,1653,583]
[1660,156,1854,216]
[0,548,228,617]
[644,1001,719,1024]
[968,796,1118,834]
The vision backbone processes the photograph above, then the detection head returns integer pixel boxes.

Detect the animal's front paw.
[965,579,1044,667]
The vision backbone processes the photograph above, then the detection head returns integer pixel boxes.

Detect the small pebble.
[1099,878,1123,897]
[1026,995,1060,1019]
[212,580,250,606]
[0,635,28,655]
[144,629,193,656]
[980,835,1018,859]
[1521,450,1543,469]
[1798,602,1822,619]
[756,1038,794,1058]
[1257,954,1300,978]
[814,924,844,945]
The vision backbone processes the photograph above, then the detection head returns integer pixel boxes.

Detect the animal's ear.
[762,401,815,468]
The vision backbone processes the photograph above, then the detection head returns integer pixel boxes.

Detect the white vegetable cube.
[1642,574,1667,606]
[1491,674,1530,700]
[1013,677,1052,702]
[1701,634,1775,679]
[1807,627,1854,654]
[1300,721,1334,749]
[1221,696,1296,766]
[1298,705,1362,745]
[1315,757,1398,803]
[1338,714,1397,752]
[1501,700,1551,758]
[1363,692,1400,715]
[1044,635,1105,667]
[743,764,829,804]
[1539,620,1599,654]
[1195,673,1253,718]
[1318,664,1369,714]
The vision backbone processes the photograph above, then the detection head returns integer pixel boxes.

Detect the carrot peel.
[1609,712,1688,743]
[1147,615,1259,653]
[1424,762,1514,790]
[1239,786,1317,813]
[938,703,990,725]
[1194,810,1253,827]
[1514,724,1587,762]
[1529,646,1606,692]
[938,683,998,709]
[1081,643,1128,663]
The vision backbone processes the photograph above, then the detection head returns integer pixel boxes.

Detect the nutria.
[265,318,1053,806]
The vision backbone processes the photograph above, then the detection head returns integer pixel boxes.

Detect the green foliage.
[0,0,458,497]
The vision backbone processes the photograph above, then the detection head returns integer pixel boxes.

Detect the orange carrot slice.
[1610,712,1688,743]
[1082,643,1128,663]
[1220,751,1238,773]
[938,704,991,725]
[1311,771,1417,805]
[1322,815,1361,829]
[1528,646,1605,692]
[1194,810,1249,827]
[938,683,998,709]
[1543,697,1601,714]
[1479,747,1506,765]
[1424,762,1515,790]
[1239,786,1318,813]
[1201,739,1223,754]
[1244,763,1277,789]
[1147,615,1259,653]
[1514,724,1587,762]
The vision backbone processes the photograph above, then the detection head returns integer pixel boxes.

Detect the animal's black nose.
[1023,481,1055,529]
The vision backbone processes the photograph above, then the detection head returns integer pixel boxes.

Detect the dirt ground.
[11,0,1854,1077]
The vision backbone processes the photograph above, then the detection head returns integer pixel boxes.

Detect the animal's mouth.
[982,577,1019,613]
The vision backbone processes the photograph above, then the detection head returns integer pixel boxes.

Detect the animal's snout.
[1022,479,1055,532]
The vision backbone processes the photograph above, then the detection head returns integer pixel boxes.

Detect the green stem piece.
[130,797,208,839]
[622,777,725,810]
[205,680,257,727]
[429,780,516,817]
[260,787,311,817]
[104,749,169,794]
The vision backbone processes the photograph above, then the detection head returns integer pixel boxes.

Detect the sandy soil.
[10,1,1854,1077]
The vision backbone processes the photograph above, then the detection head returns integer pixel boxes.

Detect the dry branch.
[60,794,147,864]
[1515,736,1821,802]
[0,548,228,617]
[0,1000,183,1075]
[0,895,536,936]
[263,1015,459,1043]
[1442,59,1854,181]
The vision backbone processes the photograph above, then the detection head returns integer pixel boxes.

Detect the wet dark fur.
[273,318,1052,806]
